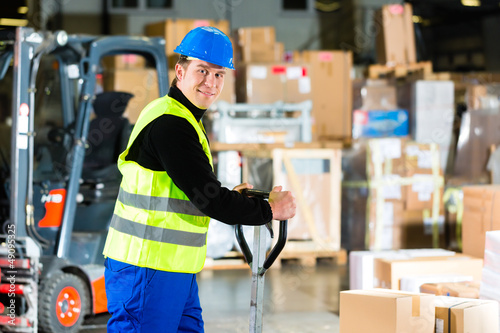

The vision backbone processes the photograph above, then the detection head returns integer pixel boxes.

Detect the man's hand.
[268,185,296,221]
[233,182,254,193]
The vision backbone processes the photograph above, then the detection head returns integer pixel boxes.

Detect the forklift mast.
[1,26,168,332]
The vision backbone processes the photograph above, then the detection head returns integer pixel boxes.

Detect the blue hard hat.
[174,26,235,70]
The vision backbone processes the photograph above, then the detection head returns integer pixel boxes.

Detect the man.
[103,26,296,332]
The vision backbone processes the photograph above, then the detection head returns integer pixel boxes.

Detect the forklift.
[0,27,168,332]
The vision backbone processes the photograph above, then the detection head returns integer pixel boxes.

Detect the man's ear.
[174,63,184,82]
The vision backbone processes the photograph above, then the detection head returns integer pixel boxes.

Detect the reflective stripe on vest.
[110,214,207,247]
[117,188,205,217]
[103,96,212,273]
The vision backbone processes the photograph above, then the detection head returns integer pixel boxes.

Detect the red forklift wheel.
[39,271,90,333]
[55,286,82,327]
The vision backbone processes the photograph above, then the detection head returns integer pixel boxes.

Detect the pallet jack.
[236,189,288,333]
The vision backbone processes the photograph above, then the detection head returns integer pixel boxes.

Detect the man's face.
[175,59,226,109]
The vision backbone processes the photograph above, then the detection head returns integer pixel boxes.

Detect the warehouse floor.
[81,261,348,332]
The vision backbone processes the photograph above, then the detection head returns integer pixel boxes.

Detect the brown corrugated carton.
[236,26,276,47]
[374,254,483,290]
[103,69,159,124]
[462,185,500,258]
[234,27,282,63]
[420,281,480,298]
[434,296,499,333]
[235,63,311,104]
[236,42,283,63]
[404,142,443,211]
[145,19,230,68]
[361,85,398,110]
[102,54,146,70]
[339,289,435,333]
[294,50,352,140]
[375,3,416,65]
[366,138,407,178]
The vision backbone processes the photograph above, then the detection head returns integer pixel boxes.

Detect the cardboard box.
[103,69,160,124]
[420,281,480,298]
[235,63,311,104]
[374,254,483,290]
[375,3,416,65]
[102,54,146,70]
[236,26,276,47]
[349,249,456,290]
[235,27,282,63]
[366,138,406,178]
[340,289,435,333]
[434,296,499,333]
[462,185,500,258]
[404,142,444,211]
[400,274,474,294]
[237,42,283,63]
[361,84,398,110]
[293,50,352,140]
[145,19,230,68]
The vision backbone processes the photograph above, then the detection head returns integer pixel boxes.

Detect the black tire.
[38,271,90,333]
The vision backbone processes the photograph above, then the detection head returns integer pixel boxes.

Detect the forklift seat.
[82,91,134,182]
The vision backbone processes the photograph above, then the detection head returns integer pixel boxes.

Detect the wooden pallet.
[274,241,347,268]
[367,61,432,79]
[203,251,249,270]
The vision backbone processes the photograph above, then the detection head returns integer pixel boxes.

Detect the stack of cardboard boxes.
[234,26,313,106]
[340,289,499,333]
[345,138,445,251]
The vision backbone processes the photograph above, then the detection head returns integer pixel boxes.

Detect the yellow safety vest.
[103,96,213,273]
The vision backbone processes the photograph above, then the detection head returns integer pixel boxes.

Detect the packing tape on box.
[443,187,463,251]
[342,141,444,250]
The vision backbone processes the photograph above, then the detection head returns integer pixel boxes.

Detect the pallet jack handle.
[235,189,288,276]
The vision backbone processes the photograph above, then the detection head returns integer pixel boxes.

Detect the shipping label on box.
[434,296,499,333]
[340,290,435,333]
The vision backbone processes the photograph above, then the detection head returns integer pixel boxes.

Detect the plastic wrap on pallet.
[206,219,235,259]
[454,108,500,183]
[341,141,369,251]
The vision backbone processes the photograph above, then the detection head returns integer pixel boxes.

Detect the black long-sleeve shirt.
[126,86,272,226]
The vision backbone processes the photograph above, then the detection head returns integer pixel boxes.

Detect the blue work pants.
[104,257,204,332]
